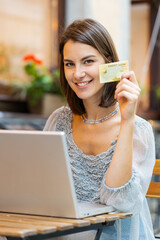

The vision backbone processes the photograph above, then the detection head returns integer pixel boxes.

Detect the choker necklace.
[81,104,119,124]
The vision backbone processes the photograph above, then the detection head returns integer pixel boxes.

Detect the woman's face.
[63,40,105,103]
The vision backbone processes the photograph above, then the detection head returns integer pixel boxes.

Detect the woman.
[44,19,155,239]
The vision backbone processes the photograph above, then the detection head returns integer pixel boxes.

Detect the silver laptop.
[0,130,114,218]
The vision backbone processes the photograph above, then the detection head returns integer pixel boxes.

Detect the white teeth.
[76,81,89,86]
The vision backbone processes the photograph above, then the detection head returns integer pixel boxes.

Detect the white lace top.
[44,106,156,240]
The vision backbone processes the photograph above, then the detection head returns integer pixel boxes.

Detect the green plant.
[23,54,63,106]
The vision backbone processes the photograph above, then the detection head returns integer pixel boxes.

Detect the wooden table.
[0,212,132,240]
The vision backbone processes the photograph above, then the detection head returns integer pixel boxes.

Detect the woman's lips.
[75,80,93,87]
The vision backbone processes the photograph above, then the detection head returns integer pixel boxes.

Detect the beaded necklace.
[81,104,119,124]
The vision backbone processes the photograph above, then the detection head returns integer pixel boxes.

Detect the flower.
[23,54,62,106]
[23,54,43,65]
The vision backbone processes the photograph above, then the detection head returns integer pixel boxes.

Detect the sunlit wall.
[65,0,131,61]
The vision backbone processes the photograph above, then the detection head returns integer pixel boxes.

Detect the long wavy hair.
[59,18,119,115]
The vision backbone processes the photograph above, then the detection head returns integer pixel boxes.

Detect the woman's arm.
[105,71,141,188]
[100,119,155,213]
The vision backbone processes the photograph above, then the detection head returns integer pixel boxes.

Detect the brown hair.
[59,18,119,115]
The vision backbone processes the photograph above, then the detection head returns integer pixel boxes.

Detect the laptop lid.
[0,130,113,218]
[0,130,81,218]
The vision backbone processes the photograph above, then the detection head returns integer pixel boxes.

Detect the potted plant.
[23,54,64,116]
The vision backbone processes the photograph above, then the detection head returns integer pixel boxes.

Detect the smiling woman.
[63,54,95,87]
[63,40,105,101]
[44,18,155,240]
[59,19,119,115]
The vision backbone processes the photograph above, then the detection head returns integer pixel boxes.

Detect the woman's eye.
[64,62,74,67]
[84,59,94,64]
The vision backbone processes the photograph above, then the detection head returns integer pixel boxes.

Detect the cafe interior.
[0,0,160,236]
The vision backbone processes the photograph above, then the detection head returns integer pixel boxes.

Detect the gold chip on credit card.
[99,61,129,83]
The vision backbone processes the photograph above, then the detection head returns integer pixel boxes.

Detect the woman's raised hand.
[114,71,141,122]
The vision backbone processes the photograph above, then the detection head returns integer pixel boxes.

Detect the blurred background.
[0,0,160,234]
[0,0,159,119]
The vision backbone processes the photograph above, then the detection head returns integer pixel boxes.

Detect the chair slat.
[0,220,57,234]
[0,213,73,231]
[109,212,132,219]
[153,159,160,175]
[84,216,105,224]
[146,182,160,198]
[0,227,37,238]
[146,159,160,199]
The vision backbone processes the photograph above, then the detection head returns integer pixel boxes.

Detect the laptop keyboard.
[78,201,107,211]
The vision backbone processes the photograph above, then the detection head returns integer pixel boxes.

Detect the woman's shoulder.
[49,106,71,119]
[135,115,152,130]
[56,106,72,119]
[134,115,154,141]
[43,106,72,131]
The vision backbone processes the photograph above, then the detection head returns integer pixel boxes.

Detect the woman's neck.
[83,100,118,121]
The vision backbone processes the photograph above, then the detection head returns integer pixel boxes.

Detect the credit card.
[99,61,129,83]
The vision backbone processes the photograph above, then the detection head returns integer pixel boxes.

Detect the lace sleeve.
[100,118,155,214]
[43,107,64,131]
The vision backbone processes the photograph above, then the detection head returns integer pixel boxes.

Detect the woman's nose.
[74,65,85,79]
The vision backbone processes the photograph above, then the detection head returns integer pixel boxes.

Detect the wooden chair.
[146,159,160,238]
[146,159,160,198]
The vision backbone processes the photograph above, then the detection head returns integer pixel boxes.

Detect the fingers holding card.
[99,61,141,121]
